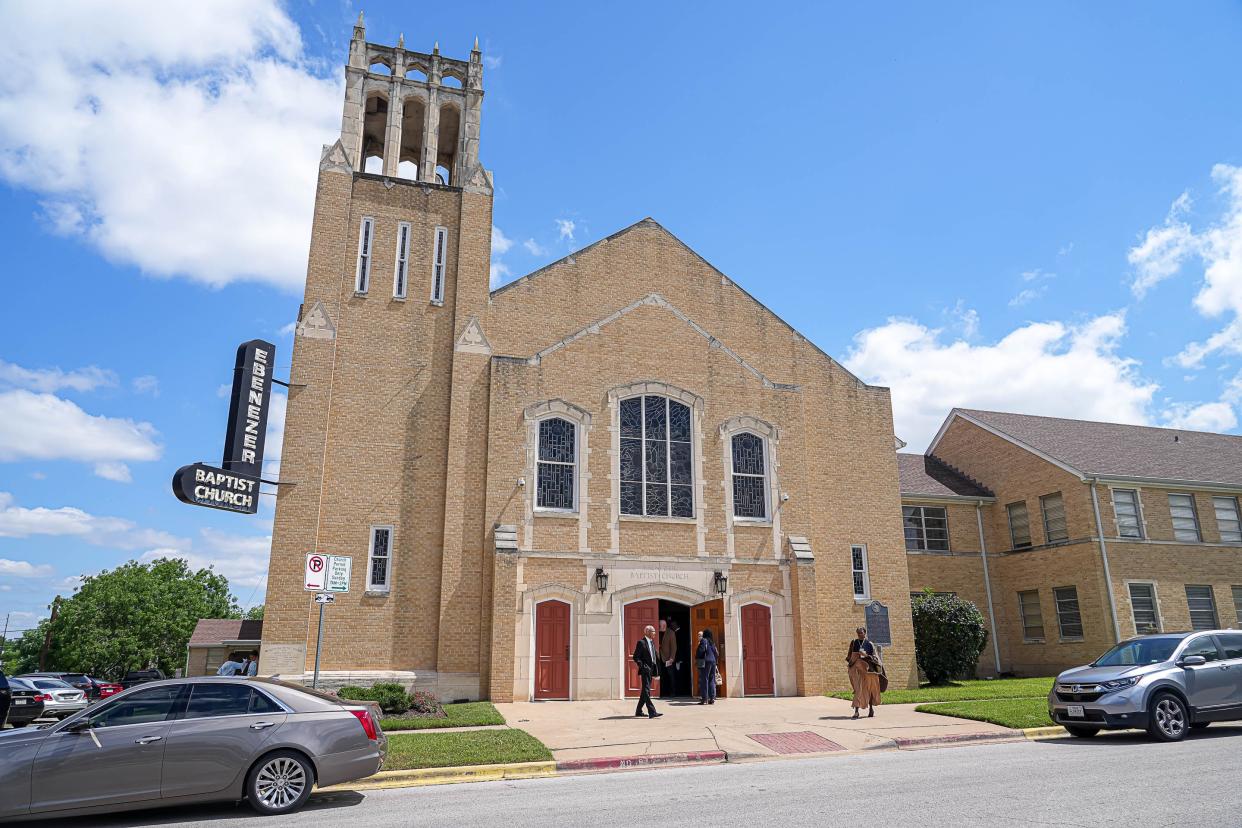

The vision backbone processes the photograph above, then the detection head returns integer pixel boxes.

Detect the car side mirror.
[64,720,91,733]
[1179,655,1207,667]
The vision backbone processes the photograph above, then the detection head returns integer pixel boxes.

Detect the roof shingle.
[188,619,263,647]
[898,452,993,499]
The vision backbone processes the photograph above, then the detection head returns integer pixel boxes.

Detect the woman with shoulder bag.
[696,629,719,705]
[846,626,883,719]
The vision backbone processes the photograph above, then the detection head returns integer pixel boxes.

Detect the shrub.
[409,690,445,718]
[336,685,371,701]
[911,590,988,685]
[336,683,411,714]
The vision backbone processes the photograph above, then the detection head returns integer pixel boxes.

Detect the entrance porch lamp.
[713,571,728,596]
[594,567,608,594]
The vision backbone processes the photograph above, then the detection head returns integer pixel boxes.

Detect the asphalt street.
[30,726,1242,827]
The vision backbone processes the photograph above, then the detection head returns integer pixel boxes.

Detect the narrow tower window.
[393,222,410,298]
[367,525,393,592]
[730,432,767,519]
[431,226,448,303]
[355,216,374,294]
[536,418,576,511]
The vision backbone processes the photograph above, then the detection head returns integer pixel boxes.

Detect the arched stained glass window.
[619,395,693,518]
[536,418,576,510]
[731,432,767,519]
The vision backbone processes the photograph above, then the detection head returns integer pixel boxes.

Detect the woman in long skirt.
[847,626,882,719]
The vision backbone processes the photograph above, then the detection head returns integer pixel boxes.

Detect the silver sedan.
[0,676,386,821]
[14,677,88,719]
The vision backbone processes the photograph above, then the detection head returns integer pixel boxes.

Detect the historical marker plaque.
[866,601,892,646]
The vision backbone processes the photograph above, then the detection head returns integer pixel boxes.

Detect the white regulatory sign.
[304,553,327,591]
[326,555,352,593]
[305,553,352,593]
[314,592,335,604]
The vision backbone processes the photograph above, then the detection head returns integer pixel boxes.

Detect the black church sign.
[171,339,276,516]
[865,601,892,646]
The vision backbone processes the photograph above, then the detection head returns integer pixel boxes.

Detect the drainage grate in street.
[746,731,844,754]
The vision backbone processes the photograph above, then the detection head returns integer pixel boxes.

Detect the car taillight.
[36,694,52,702]
[348,708,378,740]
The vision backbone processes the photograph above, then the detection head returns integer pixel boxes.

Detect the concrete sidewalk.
[495,695,1018,763]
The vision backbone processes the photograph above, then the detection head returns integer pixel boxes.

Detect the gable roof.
[898,452,993,499]
[932,408,1242,488]
[188,619,263,647]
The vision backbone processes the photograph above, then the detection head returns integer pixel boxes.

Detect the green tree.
[2,627,45,675]
[911,590,988,685]
[41,558,238,680]
[244,604,265,620]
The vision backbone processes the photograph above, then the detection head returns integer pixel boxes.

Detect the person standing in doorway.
[847,626,882,719]
[245,654,258,676]
[659,619,678,698]
[695,629,718,704]
[633,625,663,719]
[216,654,242,677]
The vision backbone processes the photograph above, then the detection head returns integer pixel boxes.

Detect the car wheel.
[246,750,315,816]
[1189,722,1210,731]
[1064,725,1099,738]
[1147,692,1189,742]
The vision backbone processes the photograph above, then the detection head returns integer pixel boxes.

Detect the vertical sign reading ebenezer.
[222,340,276,478]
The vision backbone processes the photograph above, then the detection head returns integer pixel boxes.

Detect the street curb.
[556,750,727,774]
[892,730,1025,749]
[318,760,558,791]
[1022,726,1068,740]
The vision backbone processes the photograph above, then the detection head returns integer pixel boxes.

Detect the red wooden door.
[741,603,774,696]
[623,599,660,698]
[690,598,727,697]
[534,600,570,699]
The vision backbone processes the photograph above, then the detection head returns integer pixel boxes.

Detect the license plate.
[15,699,29,705]
[1067,705,1085,718]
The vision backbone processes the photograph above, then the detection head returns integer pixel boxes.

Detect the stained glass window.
[731,432,766,519]
[619,395,693,517]
[368,526,391,591]
[536,418,575,510]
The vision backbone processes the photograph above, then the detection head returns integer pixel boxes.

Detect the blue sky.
[2,1,1242,633]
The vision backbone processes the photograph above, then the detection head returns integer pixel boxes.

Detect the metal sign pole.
[312,601,325,689]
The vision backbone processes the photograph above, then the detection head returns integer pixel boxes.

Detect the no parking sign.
[304,553,327,591]
[304,553,352,592]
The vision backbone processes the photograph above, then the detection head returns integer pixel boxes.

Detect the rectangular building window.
[619,395,693,518]
[1053,586,1084,639]
[355,216,374,293]
[367,525,393,592]
[536,418,576,511]
[393,221,411,298]
[431,226,448,303]
[902,505,949,551]
[850,544,870,600]
[1233,585,1242,625]
[1112,489,1144,539]
[1212,496,1242,543]
[1018,590,1044,641]
[1127,582,1161,634]
[1185,585,1218,630]
[1007,501,1032,549]
[1168,493,1202,542]
[730,432,768,519]
[1040,492,1068,543]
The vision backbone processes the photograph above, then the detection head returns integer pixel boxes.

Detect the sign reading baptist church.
[171,339,276,515]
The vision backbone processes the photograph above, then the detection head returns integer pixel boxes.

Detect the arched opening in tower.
[436,104,460,186]
[361,92,389,174]
[399,97,425,181]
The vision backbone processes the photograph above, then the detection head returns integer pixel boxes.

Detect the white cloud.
[1129,192,1196,299]
[0,389,161,465]
[523,238,547,256]
[482,54,502,70]
[844,312,1159,450]
[489,226,515,288]
[0,360,116,393]
[1011,269,1054,307]
[93,461,133,483]
[261,391,287,482]
[0,2,340,290]
[279,321,297,336]
[1161,401,1237,433]
[489,261,512,288]
[555,219,576,242]
[141,527,270,591]
[0,558,55,578]
[0,491,184,550]
[131,375,159,396]
[1009,288,1043,307]
[491,225,513,255]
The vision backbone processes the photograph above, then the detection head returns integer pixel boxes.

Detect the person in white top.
[216,658,242,676]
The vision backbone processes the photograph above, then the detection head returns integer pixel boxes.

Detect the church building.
[260,23,919,701]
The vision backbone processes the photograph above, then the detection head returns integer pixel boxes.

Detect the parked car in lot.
[0,671,9,727]
[120,668,166,689]
[2,676,45,729]
[0,676,386,821]
[1050,629,1242,741]
[92,678,123,699]
[21,672,102,701]
[15,677,88,719]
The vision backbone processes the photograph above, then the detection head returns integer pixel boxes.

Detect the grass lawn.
[828,676,1054,705]
[915,697,1054,730]
[381,702,505,732]
[383,730,552,770]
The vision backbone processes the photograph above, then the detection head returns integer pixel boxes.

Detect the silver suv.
[1049,630,1242,741]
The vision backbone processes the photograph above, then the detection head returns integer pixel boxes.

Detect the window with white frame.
[730,432,767,519]
[393,221,411,298]
[536,417,576,511]
[1233,585,1242,625]
[903,505,949,551]
[1127,582,1161,634]
[367,525,393,592]
[1041,492,1068,543]
[1053,586,1084,639]
[355,216,374,293]
[850,544,870,600]
[619,395,693,518]
[1112,489,1144,538]
[1212,496,1241,543]
[1168,493,1202,542]
[430,226,447,303]
[1018,590,1044,641]
[1185,585,1218,630]
[1007,501,1032,549]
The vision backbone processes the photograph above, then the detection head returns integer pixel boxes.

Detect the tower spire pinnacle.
[473,36,479,52]
[397,32,404,49]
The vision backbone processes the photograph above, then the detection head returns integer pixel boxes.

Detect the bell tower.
[261,15,497,698]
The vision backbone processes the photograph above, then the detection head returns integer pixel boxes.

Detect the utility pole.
[0,612,9,660]
[38,595,62,671]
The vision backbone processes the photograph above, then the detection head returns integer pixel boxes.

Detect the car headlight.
[1100,676,1140,692]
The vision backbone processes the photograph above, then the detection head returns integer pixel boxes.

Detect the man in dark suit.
[632,625,663,718]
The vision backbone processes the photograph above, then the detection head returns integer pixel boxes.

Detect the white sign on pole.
[314,592,335,604]
[304,553,327,591]
[326,555,352,593]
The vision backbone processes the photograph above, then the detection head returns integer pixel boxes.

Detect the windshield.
[1093,637,1181,667]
